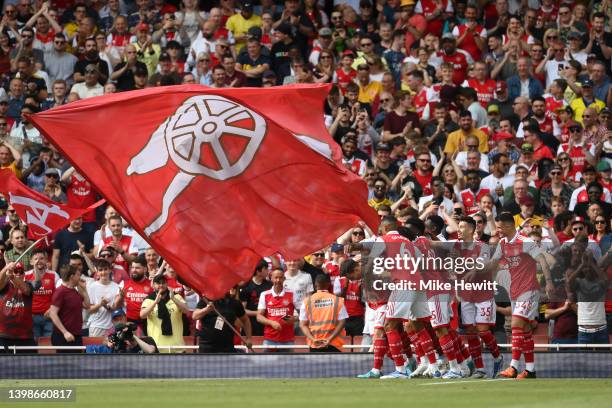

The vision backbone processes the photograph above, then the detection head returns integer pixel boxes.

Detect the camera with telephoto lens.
[108,322,136,353]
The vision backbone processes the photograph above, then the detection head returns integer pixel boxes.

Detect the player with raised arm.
[455,217,503,378]
[375,216,439,379]
[490,212,553,379]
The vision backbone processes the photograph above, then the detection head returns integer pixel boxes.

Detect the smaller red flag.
[0,169,104,238]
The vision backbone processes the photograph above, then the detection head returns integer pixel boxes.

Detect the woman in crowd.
[313,49,335,83]
[557,152,582,189]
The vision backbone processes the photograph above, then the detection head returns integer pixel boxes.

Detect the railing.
[4,343,612,353]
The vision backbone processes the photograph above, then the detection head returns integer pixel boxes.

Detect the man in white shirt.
[481,153,514,201]
[86,259,121,337]
[70,64,104,99]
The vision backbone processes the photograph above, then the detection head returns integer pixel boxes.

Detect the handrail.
[4,343,612,353]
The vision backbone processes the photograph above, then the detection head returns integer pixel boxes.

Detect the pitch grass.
[1,378,611,408]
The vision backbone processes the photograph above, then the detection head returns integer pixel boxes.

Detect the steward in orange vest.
[299,274,347,352]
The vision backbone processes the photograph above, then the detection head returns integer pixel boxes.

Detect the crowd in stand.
[0,0,611,355]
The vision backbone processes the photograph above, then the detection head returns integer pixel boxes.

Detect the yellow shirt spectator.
[358,80,382,105]
[444,128,488,155]
[141,294,185,353]
[570,97,605,125]
[134,42,161,79]
[226,11,262,52]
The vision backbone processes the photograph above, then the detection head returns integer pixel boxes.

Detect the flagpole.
[204,298,254,353]
[13,237,46,264]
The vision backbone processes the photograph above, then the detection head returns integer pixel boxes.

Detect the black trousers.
[51,332,83,353]
[344,316,365,337]
[0,337,36,354]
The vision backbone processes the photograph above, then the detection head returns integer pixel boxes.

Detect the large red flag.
[0,169,104,238]
[28,84,379,299]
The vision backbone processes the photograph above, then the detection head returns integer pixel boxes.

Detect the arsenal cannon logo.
[127,95,267,236]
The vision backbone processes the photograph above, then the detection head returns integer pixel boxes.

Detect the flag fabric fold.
[28,84,378,299]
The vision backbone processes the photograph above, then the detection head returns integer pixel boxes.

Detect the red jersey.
[417,0,449,37]
[122,278,153,320]
[381,231,421,284]
[535,114,555,136]
[558,142,595,173]
[24,270,59,314]
[413,87,432,118]
[459,188,491,215]
[439,51,469,85]
[414,171,433,196]
[576,188,606,205]
[0,282,33,339]
[533,142,555,161]
[108,33,130,47]
[493,234,541,299]
[335,68,357,94]
[466,78,496,107]
[344,157,367,176]
[454,240,492,302]
[545,95,565,119]
[66,174,97,222]
[453,24,486,61]
[415,236,449,296]
[337,276,365,317]
[258,289,295,342]
[99,235,137,271]
[537,6,558,24]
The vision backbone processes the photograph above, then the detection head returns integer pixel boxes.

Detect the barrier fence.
[2,352,612,379]
[3,343,612,353]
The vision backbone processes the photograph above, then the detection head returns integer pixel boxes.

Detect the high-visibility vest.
[304,291,345,350]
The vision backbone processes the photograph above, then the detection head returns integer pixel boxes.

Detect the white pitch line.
[419,378,512,386]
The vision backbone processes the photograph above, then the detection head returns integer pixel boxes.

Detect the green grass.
[1,378,611,408]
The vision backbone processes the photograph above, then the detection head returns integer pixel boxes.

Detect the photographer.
[105,322,158,354]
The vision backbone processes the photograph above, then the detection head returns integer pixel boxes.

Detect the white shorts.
[385,290,430,321]
[373,304,387,330]
[427,294,453,328]
[461,299,496,326]
[511,290,540,322]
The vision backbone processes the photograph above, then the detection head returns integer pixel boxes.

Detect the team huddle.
[356,213,551,380]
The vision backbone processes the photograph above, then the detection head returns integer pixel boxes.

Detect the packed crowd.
[0,0,611,369]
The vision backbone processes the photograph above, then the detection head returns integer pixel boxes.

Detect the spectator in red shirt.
[257,268,296,351]
[0,262,39,353]
[523,125,554,161]
[438,34,469,85]
[413,147,434,196]
[24,249,60,339]
[48,265,91,353]
[453,4,486,62]
[118,256,153,336]
[395,0,426,52]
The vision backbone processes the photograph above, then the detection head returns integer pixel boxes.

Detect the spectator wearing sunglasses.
[0,262,40,353]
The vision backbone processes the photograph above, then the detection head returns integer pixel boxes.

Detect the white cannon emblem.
[127,95,267,236]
